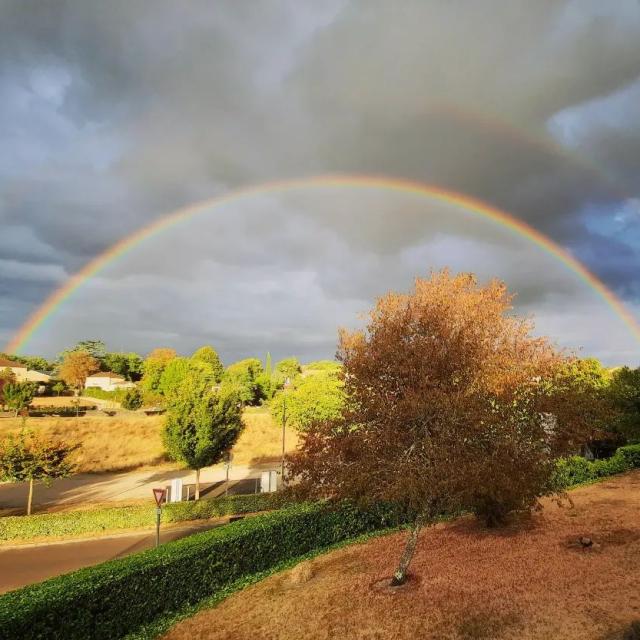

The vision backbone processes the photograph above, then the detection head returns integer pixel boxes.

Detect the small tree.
[609,366,640,442]
[223,358,265,405]
[0,430,78,515]
[289,271,587,586]
[52,381,66,396]
[3,382,36,417]
[59,350,99,395]
[191,346,224,383]
[163,372,244,499]
[121,387,143,411]
[0,368,17,409]
[270,370,345,431]
[140,348,178,395]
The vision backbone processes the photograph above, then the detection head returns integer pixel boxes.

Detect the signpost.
[152,487,166,548]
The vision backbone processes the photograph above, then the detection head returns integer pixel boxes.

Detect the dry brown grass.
[163,471,640,640]
[232,407,299,465]
[30,396,100,407]
[0,414,168,472]
[0,407,298,473]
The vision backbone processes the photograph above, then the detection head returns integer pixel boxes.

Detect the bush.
[0,493,286,542]
[552,444,640,489]
[619,443,640,468]
[82,387,126,402]
[0,501,407,639]
[27,405,96,417]
[121,387,143,411]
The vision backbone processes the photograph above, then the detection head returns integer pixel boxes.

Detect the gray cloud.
[1,1,639,364]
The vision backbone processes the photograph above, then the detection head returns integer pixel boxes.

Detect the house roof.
[0,357,25,368]
[86,372,125,380]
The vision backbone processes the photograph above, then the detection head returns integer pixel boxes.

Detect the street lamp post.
[281,377,292,487]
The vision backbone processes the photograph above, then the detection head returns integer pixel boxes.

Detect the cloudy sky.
[1,1,639,366]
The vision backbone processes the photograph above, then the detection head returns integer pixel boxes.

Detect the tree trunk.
[195,468,201,501]
[391,517,424,586]
[27,478,34,516]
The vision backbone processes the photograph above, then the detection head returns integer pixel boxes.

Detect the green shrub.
[552,444,640,489]
[83,387,126,402]
[0,493,285,542]
[0,501,407,639]
[27,405,95,417]
[618,443,640,468]
[121,387,143,411]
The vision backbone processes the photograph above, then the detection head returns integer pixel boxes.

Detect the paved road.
[0,462,277,512]
[0,518,232,594]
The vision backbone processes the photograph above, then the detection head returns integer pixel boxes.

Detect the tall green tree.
[3,382,36,417]
[163,373,243,499]
[265,352,272,379]
[191,346,224,382]
[140,348,178,396]
[103,352,144,381]
[59,340,107,365]
[158,358,215,399]
[223,358,265,405]
[609,367,640,441]
[0,430,78,515]
[270,370,345,431]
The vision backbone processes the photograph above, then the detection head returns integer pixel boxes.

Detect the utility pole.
[280,377,292,486]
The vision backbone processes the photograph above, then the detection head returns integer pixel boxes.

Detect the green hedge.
[0,501,407,640]
[0,493,285,542]
[27,405,96,417]
[552,444,640,488]
[83,387,126,402]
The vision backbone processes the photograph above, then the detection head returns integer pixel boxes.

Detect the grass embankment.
[0,406,299,473]
[0,494,286,544]
[0,502,405,640]
[164,471,640,640]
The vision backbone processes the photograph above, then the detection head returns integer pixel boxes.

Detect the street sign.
[153,487,166,506]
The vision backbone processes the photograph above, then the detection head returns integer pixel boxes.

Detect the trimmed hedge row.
[553,444,640,488]
[83,387,126,402]
[27,405,96,417]
[0,501,407,640]
[0,493,285,542]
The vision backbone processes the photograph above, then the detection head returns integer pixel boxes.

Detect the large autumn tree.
[289,270,593,586]
[58,351,100,395]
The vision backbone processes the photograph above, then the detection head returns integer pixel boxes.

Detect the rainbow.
[6,174,640,353]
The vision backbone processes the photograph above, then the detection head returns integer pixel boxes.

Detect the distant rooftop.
[0,357,25,368]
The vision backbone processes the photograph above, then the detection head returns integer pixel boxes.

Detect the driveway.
[0,462,279,512]
[0,517,233,594]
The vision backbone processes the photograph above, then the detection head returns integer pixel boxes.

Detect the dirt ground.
[164,471,640,640]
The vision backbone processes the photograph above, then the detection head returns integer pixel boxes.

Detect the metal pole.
[155,506,161,548]
[281,393,286,486]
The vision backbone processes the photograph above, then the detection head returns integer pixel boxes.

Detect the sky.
[1,0,639,366]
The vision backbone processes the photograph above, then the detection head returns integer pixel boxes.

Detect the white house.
[23,370,51,383]
[85,372,135,392]
[0,357,27,380]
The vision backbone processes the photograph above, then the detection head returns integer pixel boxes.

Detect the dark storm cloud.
[1,0,640,362]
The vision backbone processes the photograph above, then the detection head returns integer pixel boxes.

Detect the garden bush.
[0,493,286,542]
[552,444,640,489]
[83,387,126,402]
[0,501,407,639]
[27,405,95,417]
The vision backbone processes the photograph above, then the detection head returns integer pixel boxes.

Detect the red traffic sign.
[153,488,166,506]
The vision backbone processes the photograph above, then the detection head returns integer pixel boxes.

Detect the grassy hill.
[0,406,299,473]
